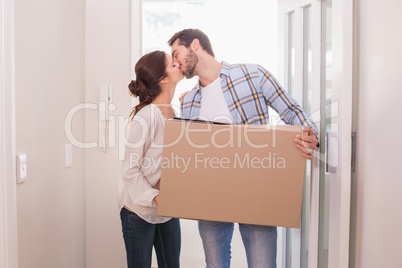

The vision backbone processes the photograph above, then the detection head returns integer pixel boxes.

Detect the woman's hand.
[179,91,189,103]
[154,180,161,209]
[156,180,161,190]
[153,195,159,210]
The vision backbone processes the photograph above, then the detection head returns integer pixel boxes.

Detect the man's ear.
[191,39,200,51]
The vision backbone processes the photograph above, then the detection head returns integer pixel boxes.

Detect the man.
[168,28,318,268]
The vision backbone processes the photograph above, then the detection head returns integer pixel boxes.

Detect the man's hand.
[294,126,318,160]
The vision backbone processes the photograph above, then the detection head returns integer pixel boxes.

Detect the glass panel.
[300,7,311,268]
[288,12,296,98]
[303,7,313,115]
[142,1,198,112]
[286,228,293,268]
[285,11,296,268]
[318,1,332,268]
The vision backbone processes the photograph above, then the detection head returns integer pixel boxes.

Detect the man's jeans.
[120,207,181,268]
[199,221,277,268]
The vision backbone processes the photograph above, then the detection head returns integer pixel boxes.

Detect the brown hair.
[168,28,215,57]
[128,51,167,120]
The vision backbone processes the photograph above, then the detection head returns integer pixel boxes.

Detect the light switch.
[16,154,27,184]
[65,144,72,168]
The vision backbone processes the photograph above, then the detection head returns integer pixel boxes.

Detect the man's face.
[171,39,198,79]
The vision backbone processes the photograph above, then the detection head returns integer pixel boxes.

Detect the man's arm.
[258,65,319,159]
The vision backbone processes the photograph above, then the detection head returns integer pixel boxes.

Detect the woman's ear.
[159,77,169,84]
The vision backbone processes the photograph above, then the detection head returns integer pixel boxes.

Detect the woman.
[119,50,184,268]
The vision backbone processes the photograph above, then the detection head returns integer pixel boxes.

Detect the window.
[141,0,278,111]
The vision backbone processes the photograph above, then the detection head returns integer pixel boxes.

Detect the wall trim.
[0,0,18,267]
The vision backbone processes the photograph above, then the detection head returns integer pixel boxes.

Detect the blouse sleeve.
[121,109,160,208]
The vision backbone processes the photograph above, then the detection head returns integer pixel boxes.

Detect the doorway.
[278,0,353,267]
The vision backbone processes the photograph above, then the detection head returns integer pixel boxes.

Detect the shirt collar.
[195,61,231,92]
[220,61,231,77]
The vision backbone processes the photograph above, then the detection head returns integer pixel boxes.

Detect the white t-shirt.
[199,77,234,124]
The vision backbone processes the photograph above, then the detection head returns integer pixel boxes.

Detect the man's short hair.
[168,28,215,57]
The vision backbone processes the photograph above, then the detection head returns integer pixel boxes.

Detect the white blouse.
[118,104,170,224]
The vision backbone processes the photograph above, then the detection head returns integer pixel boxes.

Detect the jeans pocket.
[128,212,140,220]
[121,208,148,232]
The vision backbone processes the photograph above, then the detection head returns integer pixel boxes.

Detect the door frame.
[0,0,18,267]
[328,0,353,267]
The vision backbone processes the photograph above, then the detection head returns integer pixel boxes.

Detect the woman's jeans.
[120,207,181,268]
[198,221,277,268]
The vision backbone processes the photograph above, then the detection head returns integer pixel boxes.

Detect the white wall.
[350,0,402,267]
[85,0,131,267]
[15,0,86,267]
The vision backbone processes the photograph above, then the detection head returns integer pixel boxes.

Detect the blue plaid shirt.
[181,61,318,137]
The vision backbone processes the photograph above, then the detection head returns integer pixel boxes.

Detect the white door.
[278,0,353,267]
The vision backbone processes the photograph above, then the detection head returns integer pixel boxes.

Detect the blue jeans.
[198,221,277,268]
[120,208,181,268]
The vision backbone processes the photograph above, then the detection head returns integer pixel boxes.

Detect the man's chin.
[184,72,195,79]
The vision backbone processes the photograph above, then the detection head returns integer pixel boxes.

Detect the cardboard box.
[158,119,306,228]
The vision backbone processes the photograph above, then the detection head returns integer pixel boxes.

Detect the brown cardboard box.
[158,118,306,228]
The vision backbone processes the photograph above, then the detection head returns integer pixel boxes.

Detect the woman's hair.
[128,50,167,120]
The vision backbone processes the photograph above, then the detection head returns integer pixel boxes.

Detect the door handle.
[326,132,338,173]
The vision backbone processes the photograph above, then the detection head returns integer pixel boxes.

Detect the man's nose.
[173,62,181,70]
[172,58,180,66]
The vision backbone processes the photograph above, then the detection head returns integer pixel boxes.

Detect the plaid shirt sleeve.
[180,85,200,119]
[258,65,319,138]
